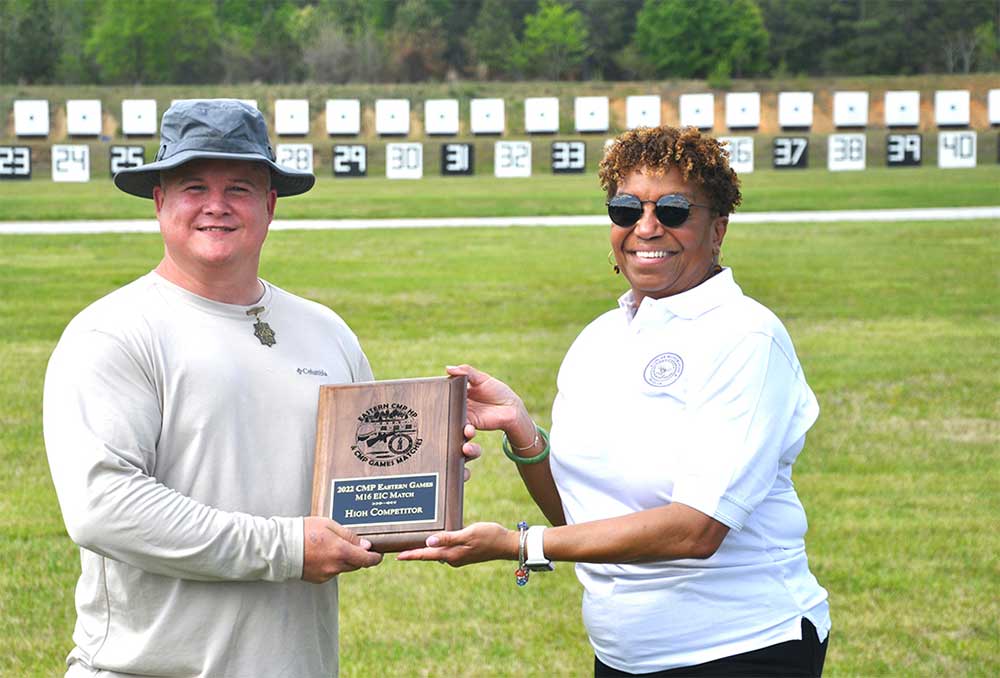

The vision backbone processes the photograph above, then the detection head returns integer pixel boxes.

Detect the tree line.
[0,0,996,86]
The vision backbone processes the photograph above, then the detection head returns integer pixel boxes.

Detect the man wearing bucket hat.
[43,100,388,677]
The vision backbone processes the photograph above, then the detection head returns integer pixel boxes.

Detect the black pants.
[595,618,828,677]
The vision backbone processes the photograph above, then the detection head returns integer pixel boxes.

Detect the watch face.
[526,561,555,572]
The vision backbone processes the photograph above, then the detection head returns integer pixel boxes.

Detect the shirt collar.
[617,267,742,323]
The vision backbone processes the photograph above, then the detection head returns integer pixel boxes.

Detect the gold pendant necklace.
[246,306,276,347]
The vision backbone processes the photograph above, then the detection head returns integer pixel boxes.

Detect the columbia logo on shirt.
[297,368,329,376]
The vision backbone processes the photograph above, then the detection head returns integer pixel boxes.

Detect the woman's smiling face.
[609,167,728,304]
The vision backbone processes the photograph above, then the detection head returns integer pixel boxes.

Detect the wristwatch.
[524,525,554,571]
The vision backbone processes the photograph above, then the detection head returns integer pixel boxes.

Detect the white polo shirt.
[549,268,830,673]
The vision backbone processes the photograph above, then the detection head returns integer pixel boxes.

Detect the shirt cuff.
[280,515,305,581]
[711,494,753,532]
[671,491,752,533]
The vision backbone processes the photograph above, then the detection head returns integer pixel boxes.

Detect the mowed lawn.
[1,164,999,220]
[0,169,997,676]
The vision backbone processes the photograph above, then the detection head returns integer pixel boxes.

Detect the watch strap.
[524,525,554,571]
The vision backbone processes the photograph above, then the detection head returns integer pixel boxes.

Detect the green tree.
[51,0,100,83]
[574,0,644,79]
[389,0,450,81]
[0,0,58,83]
[466,0,522,79]
[974,19,999,71]
[517,0,591,80]
[303,1,392,82]
[631,0,768,79]
[217,0,310,83]
[320,0,398,35]
[85,0,223,83]
[759,0,1000,76]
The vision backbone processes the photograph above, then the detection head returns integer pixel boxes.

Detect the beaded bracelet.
[501,425,551,465]
[515,521,529,586]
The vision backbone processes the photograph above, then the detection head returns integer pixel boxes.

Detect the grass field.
[0,168,998,676]
[1,164,999,221]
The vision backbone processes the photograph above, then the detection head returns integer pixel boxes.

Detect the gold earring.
[607,250,620,275]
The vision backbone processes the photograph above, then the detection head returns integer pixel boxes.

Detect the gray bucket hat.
[114,99,315,198]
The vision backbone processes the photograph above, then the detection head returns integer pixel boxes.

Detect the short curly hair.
[598,126,742,216]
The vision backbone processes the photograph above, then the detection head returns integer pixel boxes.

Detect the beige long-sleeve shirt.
[44,272,373,677]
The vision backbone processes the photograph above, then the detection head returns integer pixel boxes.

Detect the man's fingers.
[349,547,384,568]
[325,519,368,547]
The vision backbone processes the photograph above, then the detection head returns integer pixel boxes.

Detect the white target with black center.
[470,99,505,135]
[121,100,157,136]
[679,93,714,130]
[574,97,608,133]
[725,92,760,130]
[326,100,361,135]
[424,99,459,135]
[66,100,102,136]
[884,91,920,127]
[934,91,970,127]
[275,99,310,136]
[524,97,559,134]
[833,92,868,128]
[626,96,660,129]
[777,92,813,129]
[989,89,1000,126]
[13,100,49,137]
[376,99,410,136]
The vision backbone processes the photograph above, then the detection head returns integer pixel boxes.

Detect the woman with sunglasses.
[399,126,830,677]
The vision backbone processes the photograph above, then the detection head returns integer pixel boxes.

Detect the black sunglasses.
[606,193,712,228]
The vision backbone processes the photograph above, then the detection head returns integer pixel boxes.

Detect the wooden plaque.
[311,376,466,552]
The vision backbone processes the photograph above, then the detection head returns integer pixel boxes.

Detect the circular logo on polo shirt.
[644,353,684,387]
